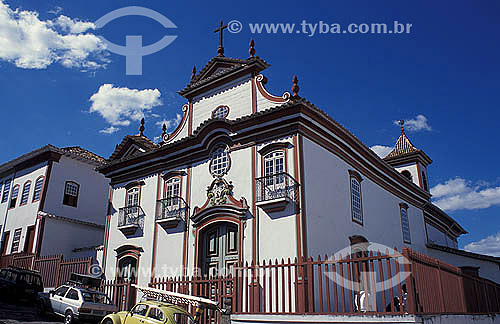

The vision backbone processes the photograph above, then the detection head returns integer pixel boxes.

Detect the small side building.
[0,145,109,260]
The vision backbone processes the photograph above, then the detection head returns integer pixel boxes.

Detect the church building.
[98,39,499,288]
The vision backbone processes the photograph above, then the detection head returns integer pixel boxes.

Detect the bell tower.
[383,120,432,192]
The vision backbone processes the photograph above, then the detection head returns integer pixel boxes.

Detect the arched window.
[210,145,230,177]
[32,176,45,202]
[401,170,412,181]
[63,181,79,207]
[2,179,11,204]
[126,187,140,207]
[349,171,363,225]
[264,150,285,186]
[400,203,411,243]
[9,184,19,209]
[422,171,429,191]
[165,177,181,207]
[211,105,229,119]
[20,181,31,206]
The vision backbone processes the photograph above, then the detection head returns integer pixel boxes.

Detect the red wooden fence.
[0,253,93,288]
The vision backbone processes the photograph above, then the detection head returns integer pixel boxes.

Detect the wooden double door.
[200,222,239,277]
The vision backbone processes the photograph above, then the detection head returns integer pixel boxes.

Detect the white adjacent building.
[98,47,499,287]
[0,145,109,259]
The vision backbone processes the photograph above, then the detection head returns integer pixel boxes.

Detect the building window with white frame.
[2,179,11,204]
[10,228,21,253]
[126,187,140,207]
[63,181,79,207]
[165,177,180,208]
[210,145,230,177]
[32,176,45,202]
[211,105,229,119]
[20,181,31,206]
[9,184,19,209]
[349,170,363,225]
[264,150,285,186]
[400,203,411,243]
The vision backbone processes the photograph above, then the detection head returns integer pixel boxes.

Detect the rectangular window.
[400,204,411,243]
[2,179,11,203]
[63,181,79,207]
[9,185,19,209]
[10,228,22,253]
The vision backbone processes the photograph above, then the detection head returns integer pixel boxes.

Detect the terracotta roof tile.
[385,129,419,158]
[60,146,106,165]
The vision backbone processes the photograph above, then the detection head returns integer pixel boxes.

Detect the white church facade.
[98,42,499,288]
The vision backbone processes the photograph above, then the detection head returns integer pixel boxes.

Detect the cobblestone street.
[0,302,61,324]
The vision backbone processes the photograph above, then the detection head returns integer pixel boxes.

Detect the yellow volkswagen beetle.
[100,300,194,324]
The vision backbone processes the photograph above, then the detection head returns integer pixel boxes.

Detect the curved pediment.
[191,178,249,226]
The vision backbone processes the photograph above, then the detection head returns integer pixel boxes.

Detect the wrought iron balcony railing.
[118,205,143,228]
[255,172,299,203]
[156,196,188,223]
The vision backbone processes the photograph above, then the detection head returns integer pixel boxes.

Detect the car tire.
[64,310,74,324]
[103,319,114,324]
[35,301,45,316]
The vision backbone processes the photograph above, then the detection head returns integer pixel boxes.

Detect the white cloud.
[431,177,500,212]
[0,1,108,70]
[155,114,182,130]
[394,114,432,132]
[89,84,162,128]
[370,145,393,158]
[464,232,500,257]
[99,126,119,134]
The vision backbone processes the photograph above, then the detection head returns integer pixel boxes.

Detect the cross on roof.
[214,20,228,57]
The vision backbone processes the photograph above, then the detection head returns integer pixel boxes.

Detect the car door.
[61,288,80,316]
[124,303,149,324]
[50,286,69,314]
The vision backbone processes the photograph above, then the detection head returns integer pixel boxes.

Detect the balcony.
[156,196,188,229]
[255,172,299,212]
[118,205,143,235]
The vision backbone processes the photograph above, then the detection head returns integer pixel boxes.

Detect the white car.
[37,285,117,324]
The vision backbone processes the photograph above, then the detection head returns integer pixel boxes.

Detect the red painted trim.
[165,104,189,144]
[151,174,161,280]
[293,135,303,261]
[188,101,193,136]
[252,146,257,264]
[298,134,308,259]
[251,75,257,113]
[102,185,113,271]
[35,160,53,256]
[19,180,32,206]
[182,166,192,277]
[255,74,291,103]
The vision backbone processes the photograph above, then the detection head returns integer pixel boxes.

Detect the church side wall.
[301,137,428,257]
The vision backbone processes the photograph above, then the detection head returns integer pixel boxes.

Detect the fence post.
[402,248,416,314]
[55,254,63,287]
[435,260,446,313]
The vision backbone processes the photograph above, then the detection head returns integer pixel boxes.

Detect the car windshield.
[81,291,112,304]
[173,313,195,324]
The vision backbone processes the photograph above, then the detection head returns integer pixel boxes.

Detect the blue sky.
[1,0,499,255]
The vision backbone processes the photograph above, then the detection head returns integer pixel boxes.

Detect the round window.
[209,145,230,177]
